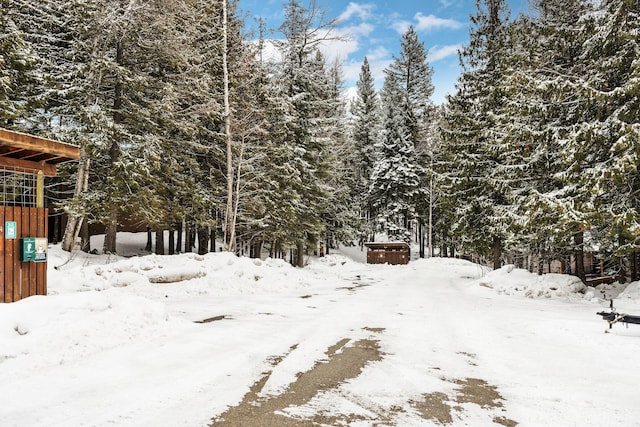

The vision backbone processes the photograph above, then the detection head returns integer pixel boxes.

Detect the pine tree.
[579,0,640,278]
[440,0,512,269]
[524,0,596,279]
[274,0,339,266]
[386,26,435,146]
[369,73,423,243]
[0,0,39,127]
[350,57,380,242]
[386,26,435,252]
[320,59,354,251]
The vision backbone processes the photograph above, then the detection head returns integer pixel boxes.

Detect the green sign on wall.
[5,221,17,239]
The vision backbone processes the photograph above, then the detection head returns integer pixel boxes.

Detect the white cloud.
[319,37,360,61]
[340,22,375,38]
[438,0,457,8]
[414,13,463,32]
[391,19,412,35]
[365,46,391,62]
[429,44,462,62]
[393,13,463,34]
[319,22,375,64]
[338,2,376,22]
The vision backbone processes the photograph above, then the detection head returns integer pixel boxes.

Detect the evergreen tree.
[579,0,640,277]
[496,2,595,275]
[0,0,39,127]
[440,0,512,269]
[350,57,380,243]
[525,0,596,279]
[275,0,339,266]
[369,73,423,243]
[386,26,435,252]
[386,26,435,146]
[321,59,354,251]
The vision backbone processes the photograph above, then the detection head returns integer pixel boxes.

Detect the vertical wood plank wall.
[366,249,410,265]
[0,206,48,303]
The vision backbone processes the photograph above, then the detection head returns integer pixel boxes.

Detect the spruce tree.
[275,0,339,265]
[350,57,380,242]
[386,26,435,251]
[440,0,512,269]
[0,0,39,127]
[526,0,596,279]
[369,73,423,243]
[579,0,640,278]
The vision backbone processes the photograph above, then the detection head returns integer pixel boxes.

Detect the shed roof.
[364,242,410,250]
[0,128,80,176]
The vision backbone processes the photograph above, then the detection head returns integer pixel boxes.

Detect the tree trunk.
[537,253,544,275]
[618,234,627,283]
[492,236,501,270]
[61,149,90,252]
[428,174,433,258]
[631,249,638,282]
[145,226,152,251]
[103,216,117,254]
[296,241,305,267]
[418,219,424,258]
[80,219,90,253]
[155,230,164,255]
[185,219,195,253]
[52,215,60,244]
[574,230,585,282]
[210,226,216,252]
[168,229,175,255]
[197,226,209,255]
[176,222,183,253]
[441,229,448,258]
[251,240,262,259]
[221,0,237,253]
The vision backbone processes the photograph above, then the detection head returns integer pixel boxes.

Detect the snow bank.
[0,290,169,373]
[478,264,587,299]
[618,281,640,300]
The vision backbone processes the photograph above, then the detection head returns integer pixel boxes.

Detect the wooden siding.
[1,206,48,302]
[365,243,410,265]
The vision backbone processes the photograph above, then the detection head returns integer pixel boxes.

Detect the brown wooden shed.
[365,242,410,265]
[1,128,80,302]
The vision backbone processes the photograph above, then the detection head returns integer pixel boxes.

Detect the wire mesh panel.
[1,166,38,207]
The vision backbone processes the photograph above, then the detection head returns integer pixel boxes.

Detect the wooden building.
[1,128,80,302]
[365,242,411,265]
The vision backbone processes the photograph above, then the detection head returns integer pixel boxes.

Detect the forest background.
[0,0,638,280]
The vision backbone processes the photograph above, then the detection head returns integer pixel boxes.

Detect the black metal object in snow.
[597,299,640,330]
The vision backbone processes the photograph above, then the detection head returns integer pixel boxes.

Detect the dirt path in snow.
[209,332,517,426]
[209,335,384,426]
[208,268,519,427]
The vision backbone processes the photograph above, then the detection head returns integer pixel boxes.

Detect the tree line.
[1,0,638,279]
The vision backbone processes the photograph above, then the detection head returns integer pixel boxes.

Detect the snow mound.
[478,265,587,299]
[0,291,169,372]
[618,281,640,300]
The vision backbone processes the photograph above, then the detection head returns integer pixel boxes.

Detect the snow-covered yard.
[1,235,639,426]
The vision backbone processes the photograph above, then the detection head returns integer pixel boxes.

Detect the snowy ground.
[1,234,639,426]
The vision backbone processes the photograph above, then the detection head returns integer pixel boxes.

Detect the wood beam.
[0,157,57,176]
[0,128,79,161]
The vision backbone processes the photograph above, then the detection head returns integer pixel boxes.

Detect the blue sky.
[238,0,530,104]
